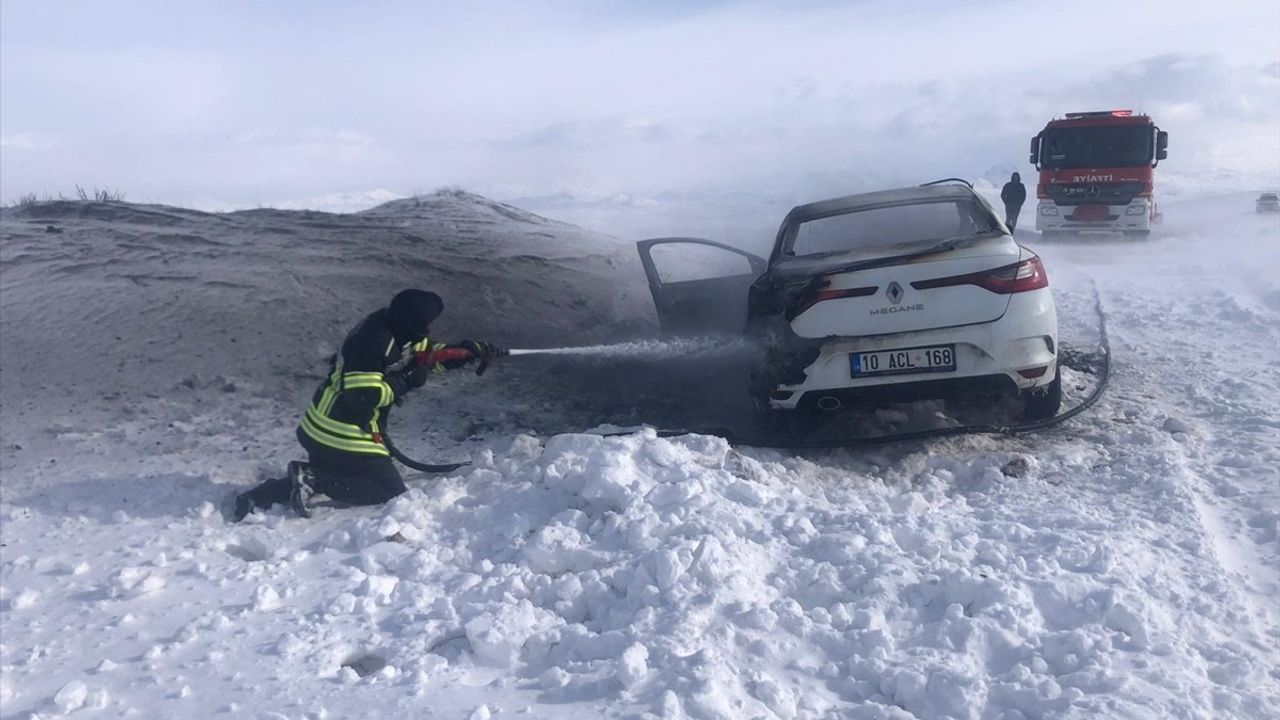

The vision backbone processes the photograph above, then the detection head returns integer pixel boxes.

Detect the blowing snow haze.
[2,0,1279,240]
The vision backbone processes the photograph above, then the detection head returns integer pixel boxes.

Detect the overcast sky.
[2,0,1278,210]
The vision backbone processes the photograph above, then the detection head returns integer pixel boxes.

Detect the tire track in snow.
[1038,210,1280,658]
[1105,284,1280,644]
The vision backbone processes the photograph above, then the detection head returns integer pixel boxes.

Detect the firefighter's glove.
[458,340,505,376]
[459,340,500,358]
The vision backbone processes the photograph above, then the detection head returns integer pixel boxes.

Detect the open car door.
[636,237,767,336]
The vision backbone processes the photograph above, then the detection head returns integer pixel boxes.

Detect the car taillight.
[911,256,1049,294]
[789,285,877,317]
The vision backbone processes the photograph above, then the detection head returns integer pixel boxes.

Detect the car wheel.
[1021,367,1062,421]
[1123,230,1150,239]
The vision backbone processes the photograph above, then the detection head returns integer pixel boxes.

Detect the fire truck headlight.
[1039,206,1059,217]
[1125,204,1147,216]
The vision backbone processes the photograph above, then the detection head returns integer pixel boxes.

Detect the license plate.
[850,344,956,378]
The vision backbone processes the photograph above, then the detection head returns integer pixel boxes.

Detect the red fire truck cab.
[1030,110,1169,238]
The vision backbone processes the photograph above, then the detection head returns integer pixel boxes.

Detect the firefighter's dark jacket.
[298,309,444,458]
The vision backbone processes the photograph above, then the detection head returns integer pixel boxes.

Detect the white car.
[637,180,1062,423]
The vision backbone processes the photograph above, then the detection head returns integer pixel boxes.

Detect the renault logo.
[887,281,904,305]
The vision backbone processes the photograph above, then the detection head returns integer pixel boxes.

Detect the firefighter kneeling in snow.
[234,289,500,521]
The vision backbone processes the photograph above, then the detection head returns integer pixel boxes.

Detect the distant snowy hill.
[0,190,1277,719]
[513,188,661,210]
[273,188,407,213]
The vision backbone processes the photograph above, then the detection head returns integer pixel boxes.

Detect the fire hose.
[379,345,510,473]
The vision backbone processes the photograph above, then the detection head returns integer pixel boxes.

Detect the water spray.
[503,337,753,359]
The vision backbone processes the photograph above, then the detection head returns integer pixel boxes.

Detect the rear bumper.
[1035,199,1152,232]
[791,374,1019,411]
[768,289,1057,410]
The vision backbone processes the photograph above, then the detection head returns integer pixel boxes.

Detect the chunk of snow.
[464,600,562,667]
[615,643,649,688]
[12,588,40,610]
[110,568,165,598]
[252,585,282,612]
[53,680,88,713]
[360,575,399,605]
[540,666,570,689]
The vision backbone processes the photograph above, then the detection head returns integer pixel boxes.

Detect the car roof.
[783,184,980,225]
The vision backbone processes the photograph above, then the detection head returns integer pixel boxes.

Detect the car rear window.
[788,200,999,257]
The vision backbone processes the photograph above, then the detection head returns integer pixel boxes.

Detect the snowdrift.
[1,190,1277,719]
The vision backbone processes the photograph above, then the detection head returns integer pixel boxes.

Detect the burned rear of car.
[637,180,1061,426]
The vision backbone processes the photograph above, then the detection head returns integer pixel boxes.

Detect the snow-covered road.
[1,191,1276,719]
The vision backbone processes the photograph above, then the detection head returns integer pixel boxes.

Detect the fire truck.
[1030,110,1168,238]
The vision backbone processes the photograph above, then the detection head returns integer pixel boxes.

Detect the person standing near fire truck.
[1001,172,1027,233]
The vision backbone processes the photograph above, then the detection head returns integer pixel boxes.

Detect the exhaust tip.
[1017,366,1049,379]
[816,396,842,411]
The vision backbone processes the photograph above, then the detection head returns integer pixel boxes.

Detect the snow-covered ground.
[1,190,1277,719]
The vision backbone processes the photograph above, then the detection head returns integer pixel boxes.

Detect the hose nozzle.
[475,344,508,376]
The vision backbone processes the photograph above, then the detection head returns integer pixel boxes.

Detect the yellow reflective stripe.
[311,373,394,423]
[305,405,375,440]
[301,408,386,450]
[341,376,388,405]
[343,380,391,408]
[304,434,387,457]
[301,412,359,443]
[343,371,384,382]
[300,415,389,456]
[318,384,338,415]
